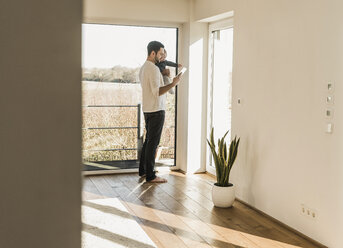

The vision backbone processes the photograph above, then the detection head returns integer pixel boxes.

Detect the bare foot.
[147,176,167,183]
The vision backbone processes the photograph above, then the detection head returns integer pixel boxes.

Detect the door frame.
[81,22,180,174]
[206,18,234,176]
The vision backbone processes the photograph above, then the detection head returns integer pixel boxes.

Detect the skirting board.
[235,198,327,248]
[83,169,138,176]
[204,171,327,248]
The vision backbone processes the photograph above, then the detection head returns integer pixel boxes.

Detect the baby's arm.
[165,60,182,68]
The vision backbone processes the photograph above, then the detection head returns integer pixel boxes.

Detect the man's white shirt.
[139,60,166,113]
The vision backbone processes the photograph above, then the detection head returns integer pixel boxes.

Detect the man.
[139,41,182,183]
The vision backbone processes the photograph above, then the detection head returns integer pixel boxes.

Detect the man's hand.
[178,64,182,68]
[159,73,182,96]
[172,73,182,87]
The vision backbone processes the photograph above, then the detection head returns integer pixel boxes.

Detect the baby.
[155,49,182,94]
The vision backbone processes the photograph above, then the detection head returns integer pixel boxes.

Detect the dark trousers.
[139,110,165,181]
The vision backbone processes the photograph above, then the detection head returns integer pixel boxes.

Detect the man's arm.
[159,74,181,96]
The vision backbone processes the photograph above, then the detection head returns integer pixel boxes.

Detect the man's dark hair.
[147,41,164,56]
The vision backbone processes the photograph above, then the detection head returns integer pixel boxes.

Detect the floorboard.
[82,172,324,248]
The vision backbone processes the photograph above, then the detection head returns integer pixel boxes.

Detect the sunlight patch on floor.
[82,198,157,248]
[122,200,303,248]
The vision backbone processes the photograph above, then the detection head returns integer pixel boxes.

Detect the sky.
[82,24,177,69]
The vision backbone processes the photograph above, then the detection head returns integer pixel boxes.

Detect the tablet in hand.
[177,67,187,77]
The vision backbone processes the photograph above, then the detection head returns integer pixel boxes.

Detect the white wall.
[194,0,235,22]
[184,0,209,173]
[84,0,189,25]
[194,0,343,247]
[84,0,343,246]
[0,1,82,248]
[177,21,191,172]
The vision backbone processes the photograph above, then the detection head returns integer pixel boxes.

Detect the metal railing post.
[137,104,141,159]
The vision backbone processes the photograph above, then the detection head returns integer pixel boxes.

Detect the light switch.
[327,82,334,92]
[326,95,334,104]
[326,123,333,133]
[326,109,333,118]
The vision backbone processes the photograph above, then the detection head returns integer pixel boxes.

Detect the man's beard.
[154,55,160,63]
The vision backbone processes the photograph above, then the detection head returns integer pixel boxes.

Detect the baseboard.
[83,169,138,176]
[177,169,187,174]
[205,171,216,179]
[200,171,327,248]
[235,198,328,248]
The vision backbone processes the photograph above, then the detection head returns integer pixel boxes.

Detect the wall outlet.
[301,204,317,220]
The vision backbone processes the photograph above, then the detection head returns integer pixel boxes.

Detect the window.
[82,23,178,172]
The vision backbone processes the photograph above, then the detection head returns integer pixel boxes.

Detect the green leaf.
[207,128,240,186]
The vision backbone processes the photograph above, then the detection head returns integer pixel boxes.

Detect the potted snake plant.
[207,127,240,207]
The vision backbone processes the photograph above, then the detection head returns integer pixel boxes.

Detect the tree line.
[82,66,140,83]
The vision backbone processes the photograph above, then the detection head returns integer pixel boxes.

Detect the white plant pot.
[212,184,235,208]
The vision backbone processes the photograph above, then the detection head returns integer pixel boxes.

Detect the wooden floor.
[82,171,323,248]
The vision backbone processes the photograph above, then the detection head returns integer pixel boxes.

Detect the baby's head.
[161,49,167,62]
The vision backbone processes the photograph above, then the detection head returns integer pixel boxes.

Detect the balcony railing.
[82,104,142,161]
[82,104,175,166]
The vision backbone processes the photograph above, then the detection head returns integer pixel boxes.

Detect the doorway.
[206,19,234,175]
